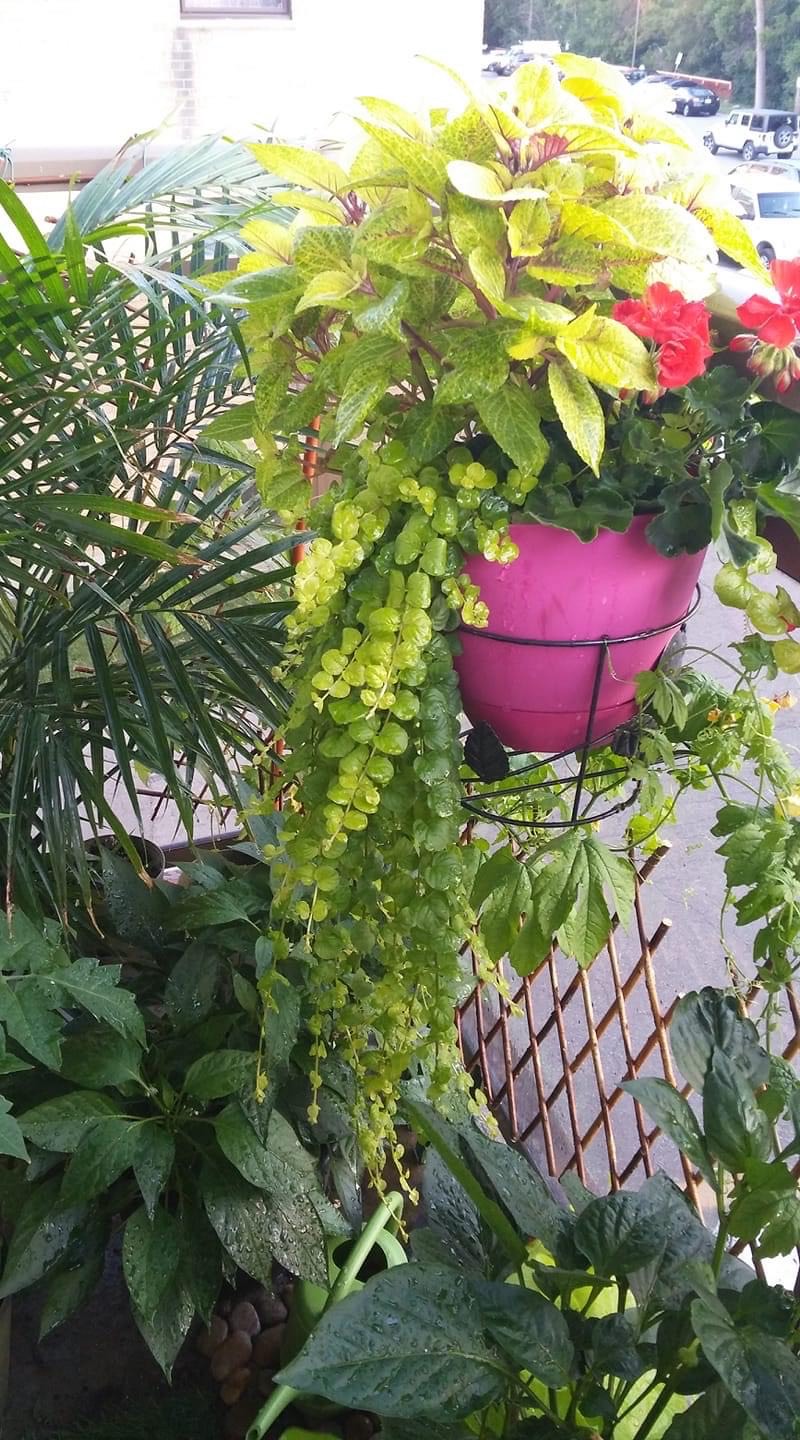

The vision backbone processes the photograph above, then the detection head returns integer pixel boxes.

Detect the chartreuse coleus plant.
[0,853,349,1377]
[219,55,800,1180]
[275,989,800,1440]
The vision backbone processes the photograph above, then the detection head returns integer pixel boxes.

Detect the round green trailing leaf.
[278,1264,509,1419]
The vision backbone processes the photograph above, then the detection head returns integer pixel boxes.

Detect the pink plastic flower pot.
[455,518,705,754]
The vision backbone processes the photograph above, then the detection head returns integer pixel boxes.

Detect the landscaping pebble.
[247,1286,288,1327]
[251,1322,285,1370]
[196,1313,228,1356]
[220,1365,253,1406]
[229,1299,261,1336]
[211,1329,253,1382]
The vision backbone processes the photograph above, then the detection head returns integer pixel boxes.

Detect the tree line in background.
[484,0,800,108]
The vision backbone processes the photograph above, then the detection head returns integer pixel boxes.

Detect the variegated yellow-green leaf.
[295,270,359,314]
[248,142,349,197]
[358,121,449,200]
[556,314,656,392]
[447,193,506,254]
[293,225,354,280]
[511,60,572,127]
[555,52,634,112]
[560,200,635,247]
[478,382,548,477]
[508,295,574,335]
[548,360,605,474]
[600,193,716,266]
[446,160,507,202]
[694,205,765,277]
[240,218,293,264]
[468,245,507,310]
[275,190,344,222]
[508,200,551,257]
[357,95,427,140]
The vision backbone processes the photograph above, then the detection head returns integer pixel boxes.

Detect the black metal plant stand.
[459,587,702,833]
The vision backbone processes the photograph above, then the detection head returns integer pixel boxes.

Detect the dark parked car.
[669,82,720,116]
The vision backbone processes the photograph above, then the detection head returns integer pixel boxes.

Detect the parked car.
[485,46,525,76]
[729,158,800,185]
[705,109,798,159]
[728,171,800,267]
[669,82,719,116]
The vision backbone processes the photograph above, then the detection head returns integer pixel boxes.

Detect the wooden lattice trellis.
[456,847,800,1221]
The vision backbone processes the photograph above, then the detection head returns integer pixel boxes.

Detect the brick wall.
[0,0,485,149]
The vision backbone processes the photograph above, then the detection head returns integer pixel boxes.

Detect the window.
[751,114,765,130]
[731,186,755,219]
[759,191,800,218]
[740,113,752,126]
[180,0,291,15]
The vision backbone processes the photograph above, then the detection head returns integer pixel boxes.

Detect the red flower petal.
[770,258,800,306]
[737,293,784,329]
[757,311,798,347]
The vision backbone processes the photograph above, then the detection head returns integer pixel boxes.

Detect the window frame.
[179,0,291,17]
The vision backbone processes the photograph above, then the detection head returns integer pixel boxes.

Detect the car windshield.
[758,191,800,217]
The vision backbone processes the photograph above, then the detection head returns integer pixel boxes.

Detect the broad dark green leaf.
[279,1265,508,1419]
[671,990,768,1096]
[0,1097,28,1162]
[39,1213,109,1338]
[48,958,146,1044]
[19,1091,119,1152]
[60,1116,140,1205]
[0,1176,88,1298]
[403,1099,526,1264]
[588,1313,644,1381]
[622,1079,715,1185]
[703,1051,771,1171]
[184,1049,256,1100]
[201,1162,274,1288]
[133,1125,175,1220]
[59,1026,143,1089]
[574,1192,665,1277]
[123,1205,182,1326]
[479,1280,574,1387]
[692,1296,800,1439]
[662,1382,748,1439]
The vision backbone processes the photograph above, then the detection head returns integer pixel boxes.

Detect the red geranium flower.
[736,258,800,347]
[612,283,712,389]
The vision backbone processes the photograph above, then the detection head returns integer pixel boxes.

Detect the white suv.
[704,109,798,160]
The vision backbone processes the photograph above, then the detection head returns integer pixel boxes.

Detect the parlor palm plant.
[0,138,295,920]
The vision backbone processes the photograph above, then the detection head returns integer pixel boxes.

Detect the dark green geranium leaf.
[0,1176,88,1298]
[164,944,223,1031]
[478,1279,574,1387]
[460,1122,575,1263]
[692,1295,800,1439]
[278,1264,508,1420]
[574,1192,665,1277]
[177,1200,222,1326]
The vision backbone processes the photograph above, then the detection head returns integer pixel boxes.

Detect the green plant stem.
[246,1192,405,1440]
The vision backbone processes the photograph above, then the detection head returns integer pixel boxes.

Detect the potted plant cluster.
[271,991,800,1440]
[224,54,800,1177]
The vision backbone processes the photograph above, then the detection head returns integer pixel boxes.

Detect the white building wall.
[0,0,485,149]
